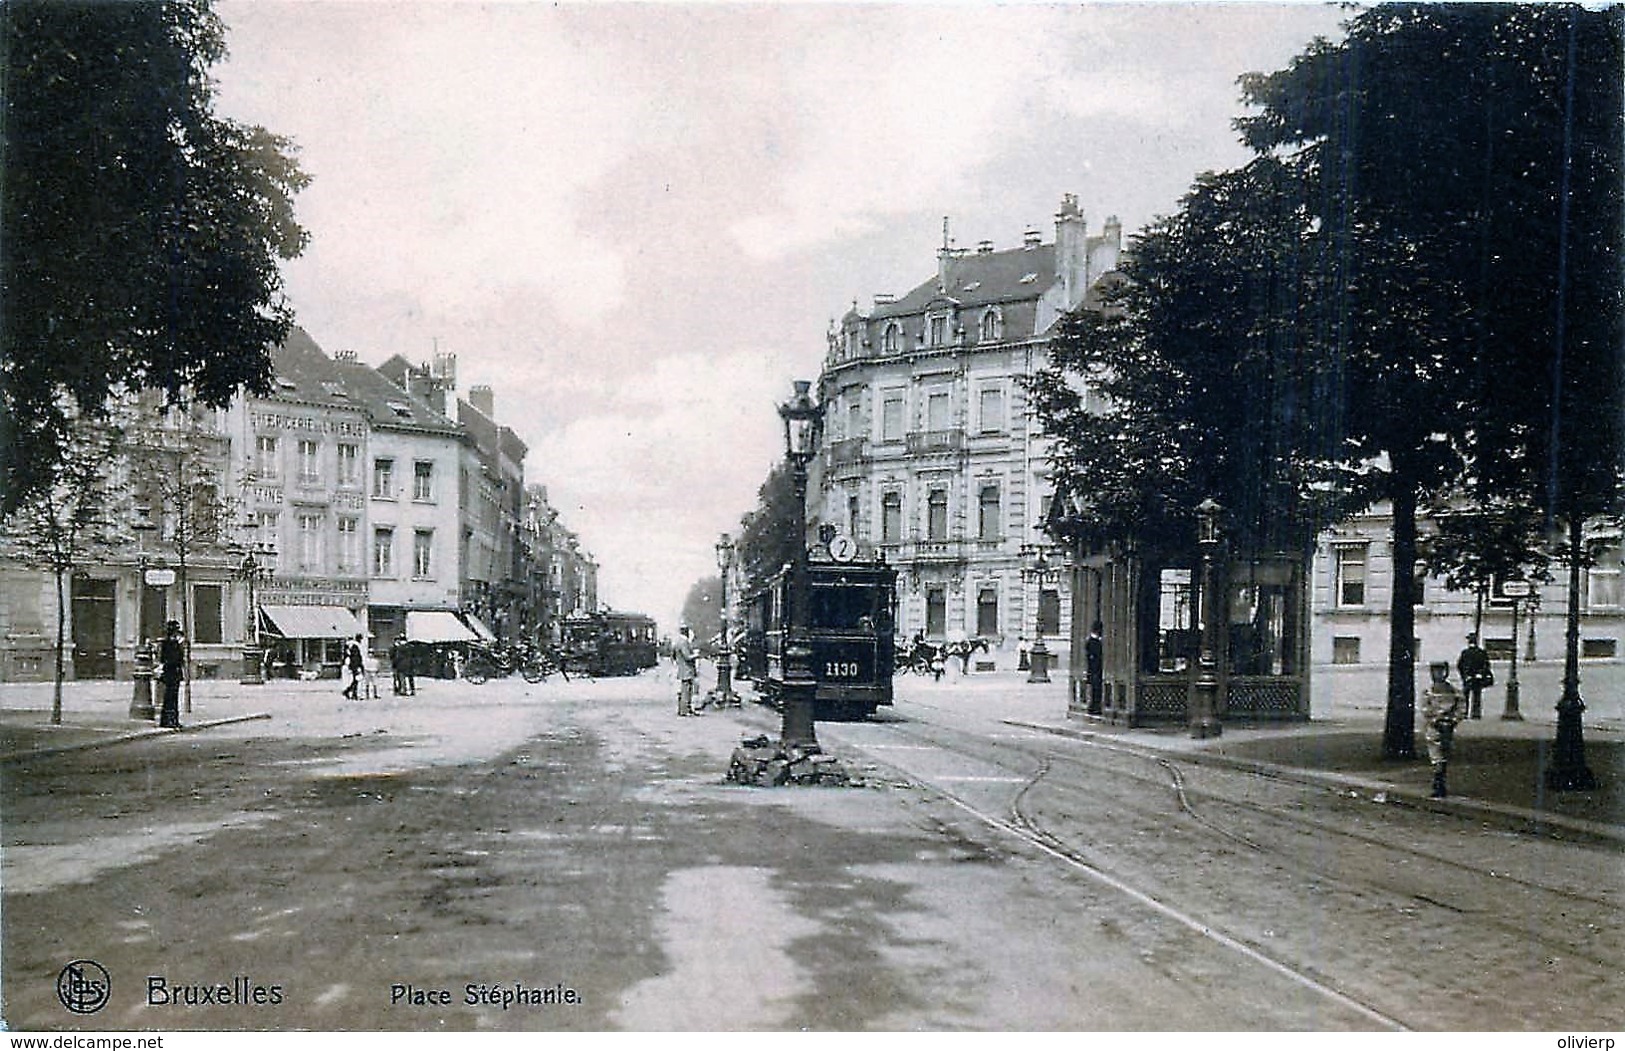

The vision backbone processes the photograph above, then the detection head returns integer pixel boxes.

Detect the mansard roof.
[265,329,459,436]
[870,243,1058,320]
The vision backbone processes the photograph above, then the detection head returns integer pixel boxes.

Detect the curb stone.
[1002,718,1625,846]
[0,712,274,765]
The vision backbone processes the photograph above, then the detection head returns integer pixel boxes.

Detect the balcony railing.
[906,428,965,454]
[828,437,868,464]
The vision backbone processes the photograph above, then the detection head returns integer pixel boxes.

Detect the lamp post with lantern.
[707,532,741,708]
[236,542,274,685]
[128,507,159,720]
[778,380,822,751]
[1189,498,1224,739]
[1500,579,1531,720]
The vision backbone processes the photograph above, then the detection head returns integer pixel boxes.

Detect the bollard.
[1027,639,1051,683]
[129,643,156,720]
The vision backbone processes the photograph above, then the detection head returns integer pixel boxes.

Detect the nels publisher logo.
[57,959,111,1015]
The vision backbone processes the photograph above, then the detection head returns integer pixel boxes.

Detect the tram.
[560,610,659,677]
[737,559,897,719]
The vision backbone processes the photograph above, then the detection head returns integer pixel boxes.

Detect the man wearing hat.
[672,625,699,717]
[158,620,185,729]
[342,633,366,700]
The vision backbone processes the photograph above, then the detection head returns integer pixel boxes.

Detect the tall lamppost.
[1025,547,1052,683]
[236,543,273,685]
[1500,579,1531,720]
[129,507,158,720]
[1189,497,1224,739]
[779,380,822,751]
[708,532,740,708]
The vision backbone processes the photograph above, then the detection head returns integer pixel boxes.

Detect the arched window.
[883,323,901,354]
[979,309,1003,343]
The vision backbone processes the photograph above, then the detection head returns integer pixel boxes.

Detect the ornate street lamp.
[236,543,274,685]
[778,380,822,750]
[707,533,741,708]
[1189,497,1224,739]
[1026,547,1053,683]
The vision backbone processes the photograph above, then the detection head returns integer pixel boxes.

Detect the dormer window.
[386,401,413,419]
[928,316,947,346]
[883,323,901,354]
[979,308,1003,343]
[1019,273,1039,284]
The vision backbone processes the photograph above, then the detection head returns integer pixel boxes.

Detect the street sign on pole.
[1501,580,1533,599]
[144,568,176,587]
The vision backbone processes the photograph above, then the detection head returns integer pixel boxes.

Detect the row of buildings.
[0,328,599,682]
[803,194,1625,684]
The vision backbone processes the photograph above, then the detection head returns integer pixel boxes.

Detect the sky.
[211,0,1351,633]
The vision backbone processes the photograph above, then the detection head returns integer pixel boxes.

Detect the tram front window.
[810,583,884,631]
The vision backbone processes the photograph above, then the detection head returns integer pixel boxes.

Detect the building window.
[926,588,946,637]
[336,517,359,573]
[979,387,1004,433]
[847,493,860,538]
[373,527,394,577]
[977,587,999,636]
[881,492,902,543]
[256,511,280,566]
[1333,636,1361,664]
[372,458,395,499]
[847,401,861,442]
[414,530,434,578]
[978,484,1000,540]
[927,390,951,431]
[1037,589,1061,636]
[883,323,900,354]
[927,488,948,541]
[192,584,223,645]
[254,435,279,479]
[297,439,321,486]
[882,395,904,441]
[336,443,360,488]
[929,315,947,346]
[297,512,324,572]
[1335,546,1367,607]
[413,460,434,502]
[1582,638,1619,659]
[1586,549,1621,609]
[979,309,1003,343]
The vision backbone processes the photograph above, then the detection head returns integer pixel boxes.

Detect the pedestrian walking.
[672,624,699,717]
[390,636,409,695]
[157,620,184,729]
[1085,620,1104,715]
[342,633,365,700]
[1456,634,1492,719]
[401,640,418,695]
[1423,661,1466,798]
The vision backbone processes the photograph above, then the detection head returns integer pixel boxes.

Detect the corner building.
[813,195,1120,667]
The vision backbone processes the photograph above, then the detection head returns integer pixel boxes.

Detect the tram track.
[827,712,1625,1030]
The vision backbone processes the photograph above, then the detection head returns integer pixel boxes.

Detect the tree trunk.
[52,567,67,725]
[1382,481,1419,759]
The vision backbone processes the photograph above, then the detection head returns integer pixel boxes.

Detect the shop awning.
[260,605,364,640]
[461,613,498,642]
[405,610,480,644]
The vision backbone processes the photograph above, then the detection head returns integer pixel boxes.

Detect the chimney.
[334,349,358,364]
[977,240,994,254]
[1022,227,1042,249]
[1055,193,1088,308]
[469,385,495,418]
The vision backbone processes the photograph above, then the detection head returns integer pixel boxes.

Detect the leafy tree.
[1031,160,1340,572]
[1,0,308,517]
[1422,499,1552,636]
[735,463,802,597]
[0,418,127,724]
[1235,3,1623,759]
[128,404,238,715]
[679,576,723,654]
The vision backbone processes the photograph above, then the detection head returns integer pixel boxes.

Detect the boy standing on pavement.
[672,625,699,717]
[1424,661,1466,798]
[342,633,365,700]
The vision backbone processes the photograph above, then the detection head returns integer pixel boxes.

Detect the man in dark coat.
[158,620,184,729]
[1457,634,1492,720]
[342,633,365,699]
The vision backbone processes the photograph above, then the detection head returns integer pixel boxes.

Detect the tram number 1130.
[823,661,861,679]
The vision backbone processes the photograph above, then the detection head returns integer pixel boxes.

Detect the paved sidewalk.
[893,664,1625,842]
